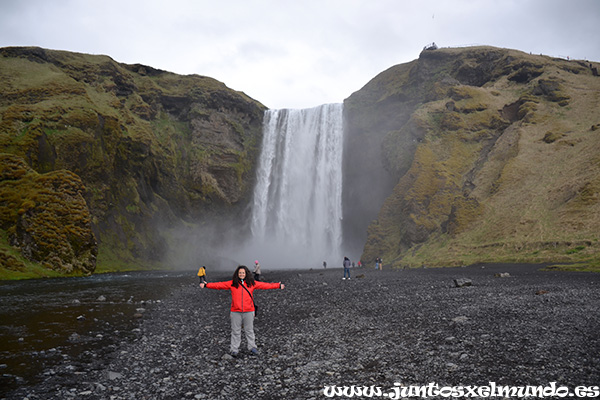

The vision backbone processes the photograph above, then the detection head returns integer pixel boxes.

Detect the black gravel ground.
[6,264,600,399]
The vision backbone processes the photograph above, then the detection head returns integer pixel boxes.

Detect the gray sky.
[1,0,599,109]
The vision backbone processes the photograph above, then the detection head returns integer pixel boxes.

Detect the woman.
[200,265,284,357]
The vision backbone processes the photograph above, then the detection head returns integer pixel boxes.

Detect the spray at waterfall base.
[244,104,346,269]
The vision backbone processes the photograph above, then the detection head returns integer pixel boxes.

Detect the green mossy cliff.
[344,46,600,269]
[0,153,96,275]
[0,47,265,278]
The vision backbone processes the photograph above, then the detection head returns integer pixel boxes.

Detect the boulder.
[454,278,473,287]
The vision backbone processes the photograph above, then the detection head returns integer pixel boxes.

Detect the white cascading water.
[249,103,344,268]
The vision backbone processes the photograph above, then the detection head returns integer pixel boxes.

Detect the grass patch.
[542,261,600,272]
[566,246,586,254]
[95,246,161,274]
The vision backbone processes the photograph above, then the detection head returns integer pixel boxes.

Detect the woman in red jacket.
[200,265,285,357]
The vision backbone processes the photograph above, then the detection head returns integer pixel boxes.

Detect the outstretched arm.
[254,281,285,290]
[200,281,232,290]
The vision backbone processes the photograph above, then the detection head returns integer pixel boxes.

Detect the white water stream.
[248,103,344,268]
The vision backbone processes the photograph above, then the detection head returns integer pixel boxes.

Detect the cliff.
[344,46,600,269]
[0,47,265,278]
[2,45,599,278]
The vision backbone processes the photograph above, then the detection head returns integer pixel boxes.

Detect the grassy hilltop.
[344,46,600,271]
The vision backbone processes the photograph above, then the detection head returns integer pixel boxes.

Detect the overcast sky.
[1,0,599,109]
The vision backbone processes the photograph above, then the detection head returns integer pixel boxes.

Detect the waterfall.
[249,103,344,268]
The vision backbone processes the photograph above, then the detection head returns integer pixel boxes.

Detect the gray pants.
[230,311,256,353]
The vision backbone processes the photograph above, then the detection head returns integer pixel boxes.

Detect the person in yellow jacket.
[197,266,207,284]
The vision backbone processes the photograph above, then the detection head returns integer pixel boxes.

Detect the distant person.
[375,257,380,270]
[343,256,351,280]
[323,261,327,269]
[358,261,362,268]
[197,266,207,284]
[199,265,284,357]
[379,257,383,271]
[254,260,261,281]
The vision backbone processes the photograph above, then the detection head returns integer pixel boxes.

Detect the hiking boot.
[250,348,259,356]
[230,351,238,358]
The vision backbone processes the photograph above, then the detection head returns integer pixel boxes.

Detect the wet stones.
[5,265,600,399]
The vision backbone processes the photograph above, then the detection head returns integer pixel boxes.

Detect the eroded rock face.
[0,47,266,274]
[0,154,97,274]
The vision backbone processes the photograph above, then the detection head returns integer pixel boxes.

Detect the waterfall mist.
[236,103,344,269]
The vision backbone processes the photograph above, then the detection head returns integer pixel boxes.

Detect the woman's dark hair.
[232,265,255,287]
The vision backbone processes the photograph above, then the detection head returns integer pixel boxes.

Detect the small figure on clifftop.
[200,265,284,357]
[254,260,261,281]
[197,266,207,284]
[343,256,351,280]
[423,42,438,51]
[323,261,327,269]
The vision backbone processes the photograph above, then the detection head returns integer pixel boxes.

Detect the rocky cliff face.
[0,153,97,274]
[0,47,265,277]
[2,45,598,278]
[344,46,600,268]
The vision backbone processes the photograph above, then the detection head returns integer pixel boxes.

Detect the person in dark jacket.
[200,265,284,356]
[343,256,351,280]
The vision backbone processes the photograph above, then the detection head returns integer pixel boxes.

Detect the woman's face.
[238,268,246,280]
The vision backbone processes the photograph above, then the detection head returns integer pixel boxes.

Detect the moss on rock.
[0,46,266,276]
[346,46,600,268]
[0,153,97,274]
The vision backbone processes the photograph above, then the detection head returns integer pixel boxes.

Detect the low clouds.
[1,0,598,109]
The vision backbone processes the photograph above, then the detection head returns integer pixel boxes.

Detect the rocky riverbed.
[5,264,600,399]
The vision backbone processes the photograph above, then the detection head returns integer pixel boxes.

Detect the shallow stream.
[0,270,196,394]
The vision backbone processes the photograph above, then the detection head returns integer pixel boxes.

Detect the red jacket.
[205,280,281,312]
